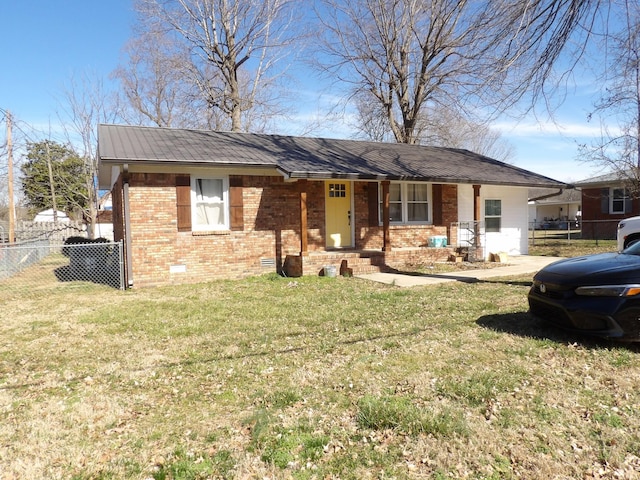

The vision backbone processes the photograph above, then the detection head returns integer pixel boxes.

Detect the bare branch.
[133,0,302,132]
[581,0,640,188]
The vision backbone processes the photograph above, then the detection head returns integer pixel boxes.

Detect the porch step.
[319,248,454,276]
[339,256,387,275]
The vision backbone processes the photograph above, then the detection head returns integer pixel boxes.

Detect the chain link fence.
[0,240,125,294]
[528,219,619,246]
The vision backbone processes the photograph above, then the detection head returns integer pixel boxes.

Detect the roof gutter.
[528,186,573,203]
[279,167,572,188]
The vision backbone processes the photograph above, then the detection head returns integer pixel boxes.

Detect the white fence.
[15,220,87,243]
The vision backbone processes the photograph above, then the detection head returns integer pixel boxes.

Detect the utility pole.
[45,141,59,224]
[7,111,15,243]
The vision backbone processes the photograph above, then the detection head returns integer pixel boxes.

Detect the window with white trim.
[191,176,229,231]
[611,187,628,214]
[485,199,501,233]
[379,182,431,224]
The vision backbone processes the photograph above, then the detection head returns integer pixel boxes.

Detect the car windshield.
[622,241,640,255]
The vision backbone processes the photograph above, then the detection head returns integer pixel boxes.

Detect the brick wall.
[581,187,640,240]
[352,182,457,249]
[441,184,459,246]
[119,173,460,287]
[127,173,310,287]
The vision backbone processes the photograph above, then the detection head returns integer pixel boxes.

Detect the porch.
[282,246,456,277]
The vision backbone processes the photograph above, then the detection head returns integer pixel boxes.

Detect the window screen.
[485,199,501,233]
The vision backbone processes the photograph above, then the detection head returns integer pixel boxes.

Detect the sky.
[0,0,608,184]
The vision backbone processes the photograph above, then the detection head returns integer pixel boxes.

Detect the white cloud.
[493,120,606,139]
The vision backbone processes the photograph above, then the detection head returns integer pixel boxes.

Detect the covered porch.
[282,246,456,277]
[281,180,485,277]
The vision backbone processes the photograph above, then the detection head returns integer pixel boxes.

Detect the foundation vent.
[260,258,276,268]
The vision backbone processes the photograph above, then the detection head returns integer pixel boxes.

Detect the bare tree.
[352,90,514,161]
[580,1,640,194]
[59,72,121,237]
[0,114,7,207]
[317,0,497,144]
[112,26,195,128]
[421,106,516,163]
[134,0,300,132]
[351,91,395,143]
[316,0,605,145]
[489,0,604,108]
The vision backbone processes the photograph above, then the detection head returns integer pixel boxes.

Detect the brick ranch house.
[574,172,640,241]
[97,124,569,288]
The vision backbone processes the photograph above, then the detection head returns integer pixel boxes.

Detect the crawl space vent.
[260,258,276,268]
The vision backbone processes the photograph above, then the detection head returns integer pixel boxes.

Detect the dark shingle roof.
[528,187,582,204]
[98,124,569,189]
[574,171,626,187]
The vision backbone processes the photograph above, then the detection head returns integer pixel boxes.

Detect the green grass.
[1,240,640,478]
[528,238,618,257]
[356,394,469,437]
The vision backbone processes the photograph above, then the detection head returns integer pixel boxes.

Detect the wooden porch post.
[473,184,481,222]
[382,180,391,252]
[299,179,308,255]
[473,184,482,260]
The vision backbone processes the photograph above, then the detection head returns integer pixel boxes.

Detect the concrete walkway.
[356,255,563,287]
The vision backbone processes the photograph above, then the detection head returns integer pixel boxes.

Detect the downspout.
[123,164,134,288]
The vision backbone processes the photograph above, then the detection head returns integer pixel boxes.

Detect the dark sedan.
[528,243,640,341]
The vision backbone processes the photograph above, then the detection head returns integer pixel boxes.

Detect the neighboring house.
[574,172,639,240]
[94,192,114,241]
[94,209,114,241]
[33,209,70,223]
[97,124,569,288]
[528,188,582,230]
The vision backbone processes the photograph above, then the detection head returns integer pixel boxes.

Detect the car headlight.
[575,285,640,297]
[618,222,626,230]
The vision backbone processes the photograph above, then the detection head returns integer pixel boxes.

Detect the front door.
[325,181,352,248]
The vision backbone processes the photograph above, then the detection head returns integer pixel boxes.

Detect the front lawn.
[1,265,639,479]
[529,239,618,258]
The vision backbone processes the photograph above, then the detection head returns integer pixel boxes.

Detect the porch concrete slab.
[356,255,563,287]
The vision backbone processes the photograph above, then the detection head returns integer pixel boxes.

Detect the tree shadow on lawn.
[477,311,640,352]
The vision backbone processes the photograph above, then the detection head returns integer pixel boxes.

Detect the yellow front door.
[325,181,352,248]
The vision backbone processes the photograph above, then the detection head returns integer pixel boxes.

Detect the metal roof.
[98,124,570,189]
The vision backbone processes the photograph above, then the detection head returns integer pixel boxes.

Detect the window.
[388,183,403,222]
[328,183,346,197]
[485,199,501,233]
[191,177,229,231]
[407,183,429,222]
[611,188,628,214]
[379,182,430,224]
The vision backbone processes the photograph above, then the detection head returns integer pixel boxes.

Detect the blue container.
[428,236,448,247]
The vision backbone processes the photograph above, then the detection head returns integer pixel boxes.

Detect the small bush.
[62,236,108,257]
